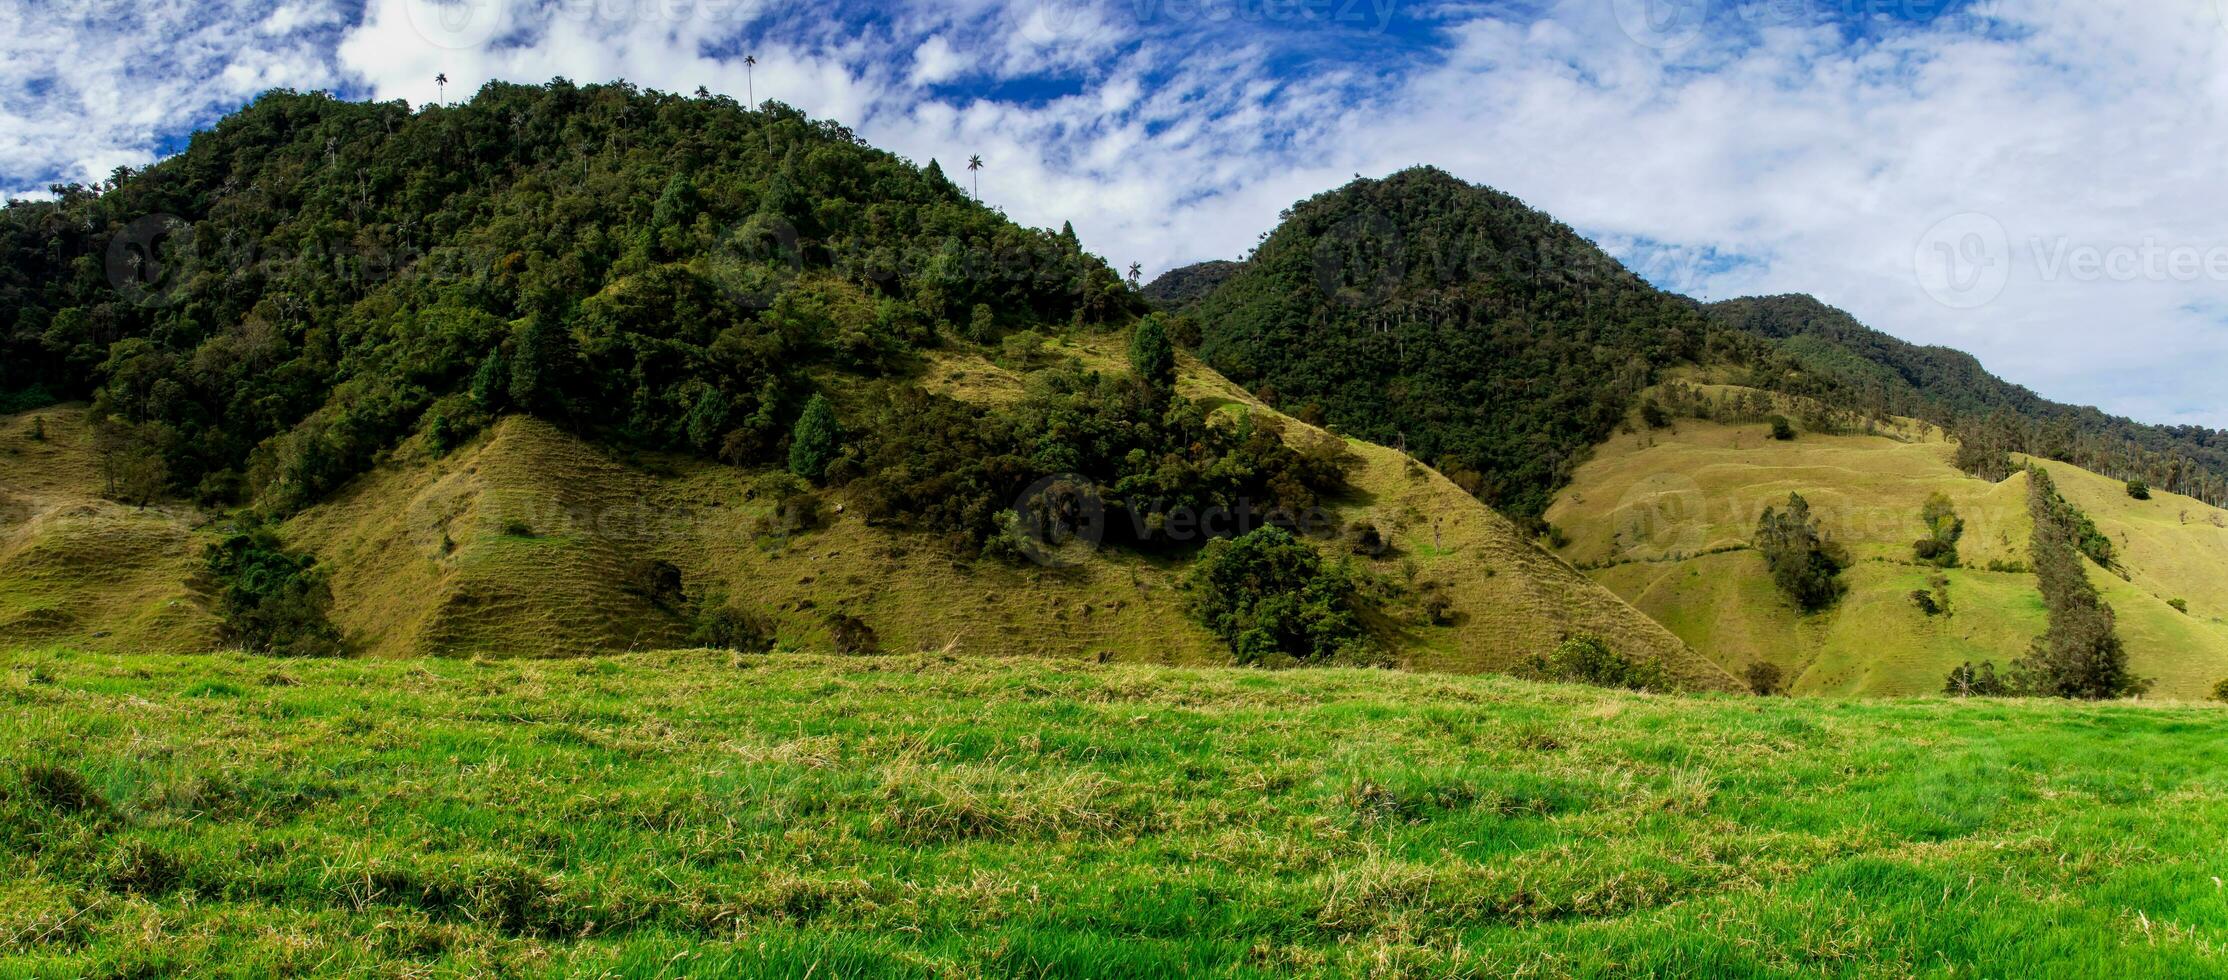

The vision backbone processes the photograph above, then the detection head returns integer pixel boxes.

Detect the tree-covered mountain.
[1170,167,1727,521]
[0,79,1134,512]
[1155,171,2228,520]
[1707,295,2228,508]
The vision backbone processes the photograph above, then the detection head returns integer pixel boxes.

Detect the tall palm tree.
[695,85,709,98]
[1127,262,1142,287]
[435,73,448,105]
[744,55,757,106]
[967,155,984,201]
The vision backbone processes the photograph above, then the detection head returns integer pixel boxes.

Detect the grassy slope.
[5,650,2228,977]
[921,338,1730,688]
[0,408,217,653]
[1,344,1729,688]
[1548,397,2228,697]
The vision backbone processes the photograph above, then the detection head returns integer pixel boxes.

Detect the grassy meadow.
[6,649,2228,976]
[1549,402,2228,697]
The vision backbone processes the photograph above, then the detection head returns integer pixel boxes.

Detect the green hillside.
[2,334,1729,688]
[1548,391,2228,697]
[1707,296,2228,509]
[8,649,2228,976]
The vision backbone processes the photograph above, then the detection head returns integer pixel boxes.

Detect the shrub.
[622,559,686,611]
[2214,678,2228,704]
[1344,521,1386,557]
[1128,314,1176,402]
[825,613,879,655]
[2127,480,2151,500]
[1913,493,1964,568]
[1754,493,1848,613]
[1185,527,1371,665]
[1744,661,1785,697]
[1768,416,1796,441]
[998,329,1048,370]
[27,416,44,442]
[693,599,775,654]
[1532,635,1670,692]
[1419,587,1456,627]
[1910,590,1943,616]
[1944,661,2012,697]
[203,519,348,658]
[2169,598,2190,615]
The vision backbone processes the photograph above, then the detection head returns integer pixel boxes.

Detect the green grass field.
[1550,401,2228,697]
[6,649,2228,977]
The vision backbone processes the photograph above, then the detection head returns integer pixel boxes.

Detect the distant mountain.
[1156,173,2228,518]
[1707,295,2228,508]
[1140,259,1244,309]
[1167,167,1716,521]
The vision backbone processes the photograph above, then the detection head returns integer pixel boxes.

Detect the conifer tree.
[788,394,840,483]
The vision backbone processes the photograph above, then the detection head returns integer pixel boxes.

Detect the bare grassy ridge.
[2,339,1726,688]
[5,650,2227,976]
[0,407,218,653]
[1548,394,2228,697]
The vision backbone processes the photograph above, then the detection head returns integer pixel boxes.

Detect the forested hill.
[1156,170,2228,517]
[0,80,1132,510]
[1707,295,2228,508]
[1175,167,1722,521]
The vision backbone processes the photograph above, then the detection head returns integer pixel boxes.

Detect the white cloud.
[908,34,964,87]
[4,0,2224,425]
[0,0,345,195]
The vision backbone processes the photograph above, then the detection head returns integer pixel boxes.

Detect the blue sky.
[4,0,2226,427]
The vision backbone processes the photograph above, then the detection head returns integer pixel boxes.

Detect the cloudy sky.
[4,0,2226,426]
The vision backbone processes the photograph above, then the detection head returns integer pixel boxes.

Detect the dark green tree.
[788,393,840,483]
[1913,492,1964,567]
[1184,527,1370,665]
[1753,493,1847,612]
[2017,468,2145,699]
[1129,314,1176,403]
